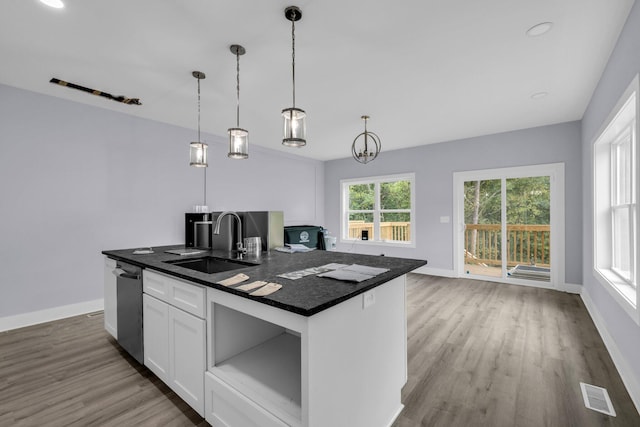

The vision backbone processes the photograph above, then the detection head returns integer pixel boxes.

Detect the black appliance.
[185,213,213,248]
[113,261,143,364]
[284,225,326,249]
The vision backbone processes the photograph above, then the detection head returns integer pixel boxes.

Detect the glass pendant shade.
[282,6,307,148]
[189,141,208,167]
[282,107,307,147]
[228,44,249,159]
[228,127,249,159]
[189,71,207,168]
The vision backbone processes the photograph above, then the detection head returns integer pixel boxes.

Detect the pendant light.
[352,115,381,164]
[282,6,306,147]
[228,45,249,159]
[189,71,208,167]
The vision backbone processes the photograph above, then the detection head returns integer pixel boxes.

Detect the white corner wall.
[0,84,323,323]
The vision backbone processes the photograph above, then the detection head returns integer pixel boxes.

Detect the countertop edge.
[102,246,427,317]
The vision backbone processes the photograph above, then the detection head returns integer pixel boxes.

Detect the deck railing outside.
[348,220,411,241]
[465,223,550,267]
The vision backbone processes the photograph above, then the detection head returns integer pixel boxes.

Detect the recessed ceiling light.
[526,22,553,37]
[531,92,549,100]
[40,0,64,9]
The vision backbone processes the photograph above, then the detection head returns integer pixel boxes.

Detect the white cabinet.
[205,372,288,427]
[143,293,169,382]
[144,269,205,317]
[103,257,117,339]
[142,270,206,417]
[205,275,407,427]
[169,304,205,412]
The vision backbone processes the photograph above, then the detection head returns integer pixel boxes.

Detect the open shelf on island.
[209,302,302,426]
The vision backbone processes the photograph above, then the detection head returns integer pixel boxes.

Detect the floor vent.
[86,311,104,318]
[580,382,616,416]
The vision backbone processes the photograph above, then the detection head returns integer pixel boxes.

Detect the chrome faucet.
[213,211,246,254]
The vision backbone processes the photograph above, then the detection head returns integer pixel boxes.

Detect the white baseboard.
[559,282,582,294]
[412,267,582,295]
[0,299,104,333]
[581,288,640,415]
[412,266,456,277]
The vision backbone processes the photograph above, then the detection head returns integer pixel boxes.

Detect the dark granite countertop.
[102,245,427,317]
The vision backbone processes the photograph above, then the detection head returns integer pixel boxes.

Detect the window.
[593,75,639,324]
[341,173,415,246]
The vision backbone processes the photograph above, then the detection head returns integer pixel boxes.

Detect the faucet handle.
[236,242,247,254]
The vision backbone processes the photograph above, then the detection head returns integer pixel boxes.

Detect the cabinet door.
[169,305,205,417]
[143,294,170,383]
[103,257,117,339]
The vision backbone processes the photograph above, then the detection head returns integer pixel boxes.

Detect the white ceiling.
[1,0,635,161]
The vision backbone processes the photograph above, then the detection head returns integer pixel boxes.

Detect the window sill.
[594,267,639,325]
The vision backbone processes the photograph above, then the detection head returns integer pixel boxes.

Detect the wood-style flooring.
[393,274,639,427]
[0,274,638,426]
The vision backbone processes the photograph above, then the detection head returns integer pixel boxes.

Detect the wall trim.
[559,282,582,294]
[412,266,456,277]
[581,287,640,415]
[0,299,104,333]
[413,267,581,295]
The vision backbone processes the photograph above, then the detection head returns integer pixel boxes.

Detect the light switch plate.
[440,216,450,223]
[363,290,375,309]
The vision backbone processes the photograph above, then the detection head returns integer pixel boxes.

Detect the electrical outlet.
[363,289,375,309]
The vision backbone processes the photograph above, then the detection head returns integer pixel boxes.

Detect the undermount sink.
[165,256,256,274]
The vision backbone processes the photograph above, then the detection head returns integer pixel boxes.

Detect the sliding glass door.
[505,176,551,282]
[463,179,502,278]
[455,164,563,286]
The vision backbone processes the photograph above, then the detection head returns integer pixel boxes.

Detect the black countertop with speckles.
[102,245,426,317]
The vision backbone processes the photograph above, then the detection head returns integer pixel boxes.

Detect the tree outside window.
[342,174,414,244]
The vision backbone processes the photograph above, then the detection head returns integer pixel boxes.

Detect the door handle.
[113,268,141,280]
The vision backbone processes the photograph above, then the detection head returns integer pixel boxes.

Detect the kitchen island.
[103,245,426,427]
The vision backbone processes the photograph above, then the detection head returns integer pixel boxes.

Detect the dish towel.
[236,280,268,292]
[217,273,250,287]
[250,283,283,297]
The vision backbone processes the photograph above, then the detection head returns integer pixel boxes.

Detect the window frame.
[592,74,639,325]
[611,127,636,284]
[340,173,416,247]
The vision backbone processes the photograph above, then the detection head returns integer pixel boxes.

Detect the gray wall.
[0,84,323,318]
[581,0,640,399]
[324,121,582,285]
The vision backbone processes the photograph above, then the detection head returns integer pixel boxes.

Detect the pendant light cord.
[291,10,296,108]
[197,76,201,143]
[197,75,206,206]
[236,49,241,127]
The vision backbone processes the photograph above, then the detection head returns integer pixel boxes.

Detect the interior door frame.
[452,163,565,289]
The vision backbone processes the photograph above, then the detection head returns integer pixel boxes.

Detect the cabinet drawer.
[205,372,288,427]
[143,270,205,318]
[143,269,170,300]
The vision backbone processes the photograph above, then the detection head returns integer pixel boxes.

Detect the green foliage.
[381,181,411,209]
[349,212,373,222]
[464,177,550,225]
[506,177,550,225]
[348,180,411,212]
[348,180,412,226]
[349,184,375,210]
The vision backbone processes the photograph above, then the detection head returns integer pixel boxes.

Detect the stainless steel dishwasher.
[113,261,143,364]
